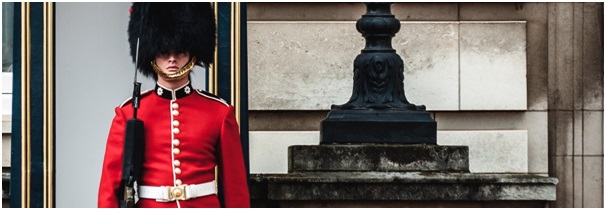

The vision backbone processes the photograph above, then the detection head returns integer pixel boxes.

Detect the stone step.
[251,172,558,202]
[249,130,529,173]
[289,145,469,172]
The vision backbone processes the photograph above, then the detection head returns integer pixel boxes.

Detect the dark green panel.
[217,3,231,104]
[29,2,44,207]
[216,3,230,207]
[239,2,250,179]
[10,2,22,207]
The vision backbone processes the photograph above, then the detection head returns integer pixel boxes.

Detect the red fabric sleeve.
[98,107,126,208]
[218,106,250,208]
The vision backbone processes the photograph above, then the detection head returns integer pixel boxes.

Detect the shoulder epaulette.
[195,89,229,107]
[119,89,153,108]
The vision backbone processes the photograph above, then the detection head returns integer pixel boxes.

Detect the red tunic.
[98,82,250,208]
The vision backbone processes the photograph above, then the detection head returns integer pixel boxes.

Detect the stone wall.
[2,73,11,208]
[246,2,603,208]
[547,3,604,208]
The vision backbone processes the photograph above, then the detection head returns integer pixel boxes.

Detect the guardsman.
[98,3,250,208]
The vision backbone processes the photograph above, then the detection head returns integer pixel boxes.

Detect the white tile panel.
[395,22,459,110]
[249,131,319,174]
[459,21,527,110]
[248,21,527,111]
[438,130,528,173]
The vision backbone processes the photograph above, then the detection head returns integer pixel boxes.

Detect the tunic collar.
[155,81,193,100]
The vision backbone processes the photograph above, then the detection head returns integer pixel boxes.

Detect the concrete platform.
[250,172,558,207]
[289,145,469,172]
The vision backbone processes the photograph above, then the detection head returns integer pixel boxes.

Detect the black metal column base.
[320,108,436,144]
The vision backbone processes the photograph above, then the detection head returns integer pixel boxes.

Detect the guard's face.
[154,51,191,75]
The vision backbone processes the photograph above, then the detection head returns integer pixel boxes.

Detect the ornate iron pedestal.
[320,3,436,144]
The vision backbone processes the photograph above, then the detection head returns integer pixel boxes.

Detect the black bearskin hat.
[128,3,216,79]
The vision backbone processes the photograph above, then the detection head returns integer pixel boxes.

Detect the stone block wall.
[248,21,527,111]
[246,2,603,208]
[2,72,11,208]
[547,3,604,208]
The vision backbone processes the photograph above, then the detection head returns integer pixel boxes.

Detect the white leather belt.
[138,181,216,202]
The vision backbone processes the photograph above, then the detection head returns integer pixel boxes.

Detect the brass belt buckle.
[169,185,188,201]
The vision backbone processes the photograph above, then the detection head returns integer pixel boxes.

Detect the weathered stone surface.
[289,145,469,172]
[435,111,548,173]
[553,156,573,207]
[583,157,604,208]
[2,73,12,116]
[392,3,458,21]
[438,130,528,173]
[394,22,459,111]
[249,110,328,131]
[583,111,603,155]
[548,3,575,111]
[249,131,319,174]
[247,3,365,21]
[247,21,360,110]
[250,172,558,201]
[460,21,527,110]
[573,156,583,207]
[459,3,549,111]
[2,172,9,199]
[248,21,526,111]
[249,130,531,174]
[2,114,11,167]
[581,3,604,111]
[2,134,9,167]
[260,200,548,208]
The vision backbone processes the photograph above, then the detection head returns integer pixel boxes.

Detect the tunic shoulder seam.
[195,89,229,107]
[119,89,153,108]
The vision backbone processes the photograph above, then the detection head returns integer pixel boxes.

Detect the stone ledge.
[2,172,9,199]
[253,200,549,208]
[250,130,530,173]
[250,172,557,201]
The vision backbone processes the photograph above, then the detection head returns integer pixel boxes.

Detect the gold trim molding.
[209,2,219,95]
[43,2,55,208]
[20,2,31,207]
[19,2,55,207]
[231,2,242,124]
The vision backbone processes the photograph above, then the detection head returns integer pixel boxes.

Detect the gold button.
[174,160,181,167]
[172,139,180,146]
[171,103,179,110]
[172,110,179,116]
[175,179,182,186]
[173,128,180,135]
[173,148,180,155]
[175,168,182,174]
[172,120,180,127]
